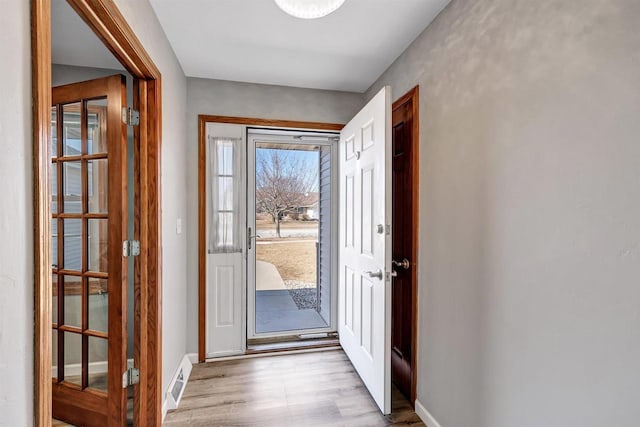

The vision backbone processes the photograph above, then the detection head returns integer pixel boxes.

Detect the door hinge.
[122,367,140,388]
[122,240,141,257]
[122,107,140,126]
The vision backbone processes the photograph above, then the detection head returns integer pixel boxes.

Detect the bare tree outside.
[256,148,317,238]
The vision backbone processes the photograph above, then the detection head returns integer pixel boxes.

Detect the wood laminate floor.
[163,349,424,426]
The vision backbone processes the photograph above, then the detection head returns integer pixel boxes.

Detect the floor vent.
[163,355,192,419]
[170,369,185,402]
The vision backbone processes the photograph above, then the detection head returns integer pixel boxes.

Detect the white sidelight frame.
[204,122,247,358]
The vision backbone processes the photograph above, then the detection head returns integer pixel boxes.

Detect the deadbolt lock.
[392,258,411,270]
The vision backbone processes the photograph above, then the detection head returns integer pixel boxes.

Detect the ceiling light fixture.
[274,0,346,19]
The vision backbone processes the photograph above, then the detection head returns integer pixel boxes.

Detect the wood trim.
[65,0,160,79]
[135,77,163,426]
[52,381,108,426]
[391,85,420,404]
[197,115,345,362]
[198,116,206,363]
[132,79,145,427]
[80,95,89,391]
[198,115,344,132]
[52,76,123,104]
[31,0,52,424]
[33,0,163,425]
[53,280,107,296]
[107,73,129,427]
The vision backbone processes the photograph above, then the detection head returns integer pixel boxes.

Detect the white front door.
[339,86,392,414]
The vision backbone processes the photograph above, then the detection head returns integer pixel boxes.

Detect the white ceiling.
[51,0,124,70]
[150,0,450,92]
[51,0,450,93]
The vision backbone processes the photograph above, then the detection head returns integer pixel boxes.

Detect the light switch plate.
[176,218,182,235]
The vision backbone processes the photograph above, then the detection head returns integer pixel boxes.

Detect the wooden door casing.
[32,1,164,424]
[51,74,128,427]
[390,86,419,404]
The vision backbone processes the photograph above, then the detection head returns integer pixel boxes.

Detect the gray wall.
[366,0,640,426]
[52,63,129,87]
[185,78,364,352]
[0,0,32,424]
[113,0,190,398]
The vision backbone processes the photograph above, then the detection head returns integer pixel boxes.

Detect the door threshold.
[247,336,339,354]
[205,345,342,363]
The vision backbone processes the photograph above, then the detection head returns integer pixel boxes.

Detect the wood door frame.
[32,0,163,425]
[391,86,420,404]
[197,115,344,362]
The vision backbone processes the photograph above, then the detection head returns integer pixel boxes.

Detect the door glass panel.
[87,98,107,154]
[63,219,82,271]
[217,176,233,209]
[63,332,82,385]
[88,337,108,392]
[88,278,108,333]
[88,219,108,273]
[62,102,82,157]
[208,137,241,253]
[51,163,58,214]
[51,219,58,269]
[63,275,82,328]
[52,330,58,380]
[87,159,108,213]
[51,107,58,156]
[253,141,326,334]
[52,273,58,324]
[62,161,82,213]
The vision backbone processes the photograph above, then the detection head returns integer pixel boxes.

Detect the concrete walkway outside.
[255,260,327,333]
[256,260,286,290]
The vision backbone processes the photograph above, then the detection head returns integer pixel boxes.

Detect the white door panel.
[339,86,392,414]
[206,254,243,357]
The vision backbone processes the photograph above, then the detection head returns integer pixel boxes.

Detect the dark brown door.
[51,75,128,426]
[391,89,417,402]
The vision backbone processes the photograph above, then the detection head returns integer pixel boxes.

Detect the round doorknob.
[364,269,383,280]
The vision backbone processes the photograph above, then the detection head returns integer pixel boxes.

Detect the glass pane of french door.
[51,98,110,389]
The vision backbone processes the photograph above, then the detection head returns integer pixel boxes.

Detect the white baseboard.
[205,349,245,359]
[52,358,133,377]
[186,353,198,364]
[162,354,193,420]
[415,399,443,427]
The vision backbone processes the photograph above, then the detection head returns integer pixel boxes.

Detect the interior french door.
[338,86,392,414]
[51,75,129,426]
